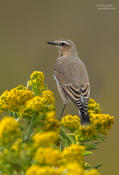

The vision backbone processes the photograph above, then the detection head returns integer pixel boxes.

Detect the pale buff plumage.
[47,39,90,125]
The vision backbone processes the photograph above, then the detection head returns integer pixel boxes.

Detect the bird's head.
[47,39,78,57]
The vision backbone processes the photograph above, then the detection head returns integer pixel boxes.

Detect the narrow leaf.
[82,151,93,156]
[85,143,98,150]
[60,128,72,146]
[93,163,103,169]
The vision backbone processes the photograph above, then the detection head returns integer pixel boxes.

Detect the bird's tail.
[79,110,90,125]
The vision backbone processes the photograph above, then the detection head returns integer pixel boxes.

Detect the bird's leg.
[59,104,66,120]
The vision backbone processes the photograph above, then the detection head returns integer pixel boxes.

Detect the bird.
[47,39,90,125]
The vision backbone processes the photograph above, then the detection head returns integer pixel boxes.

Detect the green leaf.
[14,112,19,119]
[60,128,72,146]
[93,163,103,169]
[85,143,98,151]
[9,111,14,116]
[59,141,64,151]
[24,113,35,142]
[82,151,93,156]
[97,135,106,141]
[68,134,76,144]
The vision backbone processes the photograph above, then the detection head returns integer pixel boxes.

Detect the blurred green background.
[0,0,119,174]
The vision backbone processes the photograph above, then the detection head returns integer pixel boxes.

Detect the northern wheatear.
[47,39,90,125]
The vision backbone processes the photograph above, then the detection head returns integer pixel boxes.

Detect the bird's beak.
[47,41,58,46]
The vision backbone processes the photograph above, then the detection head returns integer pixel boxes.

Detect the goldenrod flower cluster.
[20,90,55,118]
[0,85,33,112]
[30,71,45,83]
[77,112,114,141]
[34,147,60,166]
[0,116,21,145]
[26,165,62,175]
[61,98,114,140]
[60,144,85,165]
[61,114,80,132]
[26,163,100,175]
[42,90,55,104]
[0,71,113,175]
[85,169,100,175]
[29,144,99,175]
[88,98,101,114]
[11,138,22,152]
[32,131,57,147]
[27,71,47,96]
[90,113,114,135]
[63,163,100,175]
[44,111,60,132]
[34,144,85,167]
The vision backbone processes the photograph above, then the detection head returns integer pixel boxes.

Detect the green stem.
[25,114,34,142]
[14,112,19,119]
[60,128,72,146]
[9,111,14,116]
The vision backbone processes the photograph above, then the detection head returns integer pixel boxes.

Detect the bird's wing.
[54,59,90,111]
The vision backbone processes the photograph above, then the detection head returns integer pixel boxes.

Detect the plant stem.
[25,114,34,142]
[60,128,72,146]
[9,111,14,116]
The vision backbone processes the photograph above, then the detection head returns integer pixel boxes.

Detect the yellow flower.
[90,113,114,135]
[26,164,100,175]
[0,116,21,144]
[61,115,80,132]
[26,165,41,175]
[26,165,62,175]
[32,131,58,147]
[77,125,97,141]
[46,111,56,118]
[85,169,100,175]
[11,138,22,152]
[26,96,43,112]
[88,98,101,114]
[42,90,55,105]
[44,111,60,132]
[60,144,85,165]
[28,71,47,95]
[62,163,85,175]
[77,113,114,140]
[20,95,55,118]
[34,147,61,166]
[30,71,45,84]
[0,85,33,112]
[0,90,9,111]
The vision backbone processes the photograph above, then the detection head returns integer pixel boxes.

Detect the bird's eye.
[60,42,66,46]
